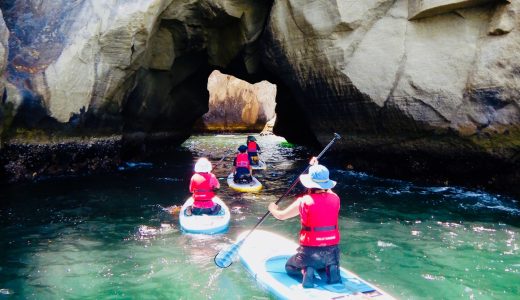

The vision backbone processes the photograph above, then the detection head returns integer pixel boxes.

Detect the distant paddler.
[228,145,263,192]
[232,145,253,184]
[246,135,261,167]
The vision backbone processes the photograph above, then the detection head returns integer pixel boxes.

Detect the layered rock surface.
[409,0,510,20]
[0,0,519,195]
[0,10,6,76]
[263,0,519,193]
[0,0,271,131]
[201,70,276,131]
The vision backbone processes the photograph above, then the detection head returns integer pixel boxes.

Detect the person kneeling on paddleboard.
[268,157,341,288]
[232,145,253,184]
[246,136,261,166]
[187,158,221,216]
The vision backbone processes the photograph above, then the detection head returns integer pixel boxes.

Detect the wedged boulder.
[408,0,510,20]
[201,70,276,131]
[264,0,520,193]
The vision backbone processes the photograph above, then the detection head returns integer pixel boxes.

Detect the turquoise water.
[0,134,518,299]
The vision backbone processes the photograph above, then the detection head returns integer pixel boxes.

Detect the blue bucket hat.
[299,164,336,189]
[238,145,247,152]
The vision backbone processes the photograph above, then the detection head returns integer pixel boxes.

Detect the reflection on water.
[0,134,518,299]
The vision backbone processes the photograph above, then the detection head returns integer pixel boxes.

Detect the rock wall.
[409,0,510,20]
[0,10,6,76]
[0,0,272,134]
[0,0,273,179]
[264,0,519,194]
[0,0,519,195]
[0,9,9,145]
[200,70,276,132]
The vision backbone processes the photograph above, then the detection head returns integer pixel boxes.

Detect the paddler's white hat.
[194,157,212,173]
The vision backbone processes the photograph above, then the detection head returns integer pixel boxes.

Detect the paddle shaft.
[213,150,233,169]
[239,133,341,243]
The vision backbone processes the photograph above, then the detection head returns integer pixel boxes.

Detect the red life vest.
[299,192,340,247]
[236,153,250,168]
[191,173,215,207]
[247,141,258,153]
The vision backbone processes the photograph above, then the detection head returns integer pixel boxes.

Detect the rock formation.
[0,10,6,76]
[201,70,276,132]
[0,0,272,132]
[263,0,519,193]
[409,0,510,20]
[0,0,519,195]
[0,9,9,145]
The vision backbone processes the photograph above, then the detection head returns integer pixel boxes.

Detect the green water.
[1,134,518,299]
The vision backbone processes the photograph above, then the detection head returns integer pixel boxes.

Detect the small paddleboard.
[179,197,230,234]
[227,173,263,192]
[251,160,267,170]
[238,230,396,300]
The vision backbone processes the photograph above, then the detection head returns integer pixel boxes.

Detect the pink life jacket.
[236,153,250,168]
[299,192,340,247]
[191,172,216,208]
[247,141,258,153]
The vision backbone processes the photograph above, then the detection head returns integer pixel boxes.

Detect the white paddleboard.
[238,230,396,300]
[227,173,263,192]
[179,197,230,234]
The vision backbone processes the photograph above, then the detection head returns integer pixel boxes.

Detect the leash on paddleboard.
[214,133,342,268]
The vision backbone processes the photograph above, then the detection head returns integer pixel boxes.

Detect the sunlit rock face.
[0,10,10,143]
[0,0,272,136]
[264,0,519,191]
[0,10,6,77]
[200,70,276,132]
[0,0,272,179]
[409,0,510,20]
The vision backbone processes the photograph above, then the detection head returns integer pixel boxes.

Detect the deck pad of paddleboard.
[227,173,263,192]
[237,230,395,300]
[179,197,230,234]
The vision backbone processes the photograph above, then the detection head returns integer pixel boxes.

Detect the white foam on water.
[377,241,397,248]
[0,289,14,295]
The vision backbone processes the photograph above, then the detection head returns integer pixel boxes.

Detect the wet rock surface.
[0,137,122,183]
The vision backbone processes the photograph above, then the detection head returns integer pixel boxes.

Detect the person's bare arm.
[268,199,301,220]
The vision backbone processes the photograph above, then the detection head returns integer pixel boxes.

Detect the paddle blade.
[214,239,244,268]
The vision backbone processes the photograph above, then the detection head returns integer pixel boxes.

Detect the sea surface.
[1,134,518,299]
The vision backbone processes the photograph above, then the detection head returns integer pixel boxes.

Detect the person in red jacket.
[246,136,261,165]
[232,145,253,183]
[187,158,221,216]
[268,157,341,288]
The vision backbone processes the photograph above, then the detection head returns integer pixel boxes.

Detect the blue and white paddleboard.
[179,197,230,234]
[251,160,267,170]
[238,230,396,300]
[227,173,263,192]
